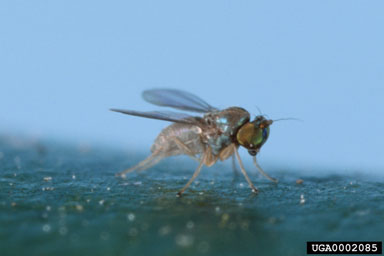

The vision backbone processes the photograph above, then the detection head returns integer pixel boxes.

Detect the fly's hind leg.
[116,149,165,178]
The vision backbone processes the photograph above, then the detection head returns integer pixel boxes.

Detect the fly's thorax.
[236,115,272,156]
[202,107,250,155]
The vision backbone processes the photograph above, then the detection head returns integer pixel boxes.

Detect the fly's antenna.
[273,117,302,122]
[254,106,270,119]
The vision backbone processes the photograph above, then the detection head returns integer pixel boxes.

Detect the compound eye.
[248,150,257,156]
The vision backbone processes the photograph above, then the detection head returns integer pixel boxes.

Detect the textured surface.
[1,136,383,256]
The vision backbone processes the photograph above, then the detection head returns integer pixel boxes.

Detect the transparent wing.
[142,89,218,113]
[110,109,201,124]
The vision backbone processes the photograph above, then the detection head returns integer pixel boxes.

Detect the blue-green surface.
[1,136,383,256]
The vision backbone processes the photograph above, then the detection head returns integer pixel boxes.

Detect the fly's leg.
[172,137,199,162]
[231,154,240,176]
[234,147,258,193]
[177,148,207,197]
[252,156,278,183]
[116,149,164,178]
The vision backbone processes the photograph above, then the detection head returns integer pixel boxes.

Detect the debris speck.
[300,194,306,204]
[175,234,194,247]
[11,202,17,207]
[42,187,54,191]
[46,206,51,211]
[129,228,138,236]
[186,221,194,229]
[296,179,304,184]
[42,224,51,233]
[127,213,135,222]
[59,226,68,236]
[99,200,105,205]
[72,175,76,180]
[159,225,171,236]
[43,177,52,182]
[134,181,142,186]
[106,187,111,191]
[75,205,84,211]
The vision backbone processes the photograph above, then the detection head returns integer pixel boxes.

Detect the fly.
[111,89,278,196]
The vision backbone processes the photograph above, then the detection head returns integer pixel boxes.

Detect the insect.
[111,89,277,196]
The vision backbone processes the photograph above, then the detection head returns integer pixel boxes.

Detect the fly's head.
[236,115,272,156]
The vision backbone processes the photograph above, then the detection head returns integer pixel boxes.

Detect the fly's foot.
[115,172,126,179]
[176,191,183,197]
[251,187,259,193]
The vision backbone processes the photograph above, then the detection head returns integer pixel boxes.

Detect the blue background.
[1,0,383,171]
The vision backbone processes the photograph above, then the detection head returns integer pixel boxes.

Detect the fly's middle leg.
[171,137,200,162]
[177,148,207,197]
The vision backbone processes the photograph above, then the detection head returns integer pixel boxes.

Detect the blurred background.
[1,0,383,172]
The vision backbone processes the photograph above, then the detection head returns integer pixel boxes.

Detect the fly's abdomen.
[150,123,204,156]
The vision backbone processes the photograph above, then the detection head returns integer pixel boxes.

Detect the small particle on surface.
[175,234,194,247]
[100,232,110,240]
[127,213,135,222]
[186,221,194,229]
[300,194,306,204]
[239,183,244,187]
[72,175,76,180]
[134,181,142,186]
[215,206,220,213]
[42,187,54,191]
[158,226,171,236]
[11,202,16,207]
[75,205,84,211]
[296,179,304,184]
[43,177,52,182]
[59,226,68,236]
[99,200,105,205]
[197,241,210,253]
[220,213,230,226]
[106,187,111,191]
[129,228,138,236]
[42,224,51,233]
[9,183,13,186]
[199,192,204,195]
[46,206,51,211]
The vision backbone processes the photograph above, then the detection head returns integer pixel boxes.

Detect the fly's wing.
[142,89,218,113]
[110,109,202,125]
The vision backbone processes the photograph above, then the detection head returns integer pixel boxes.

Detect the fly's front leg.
[253,156,278,183]
[234,146,258,193]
